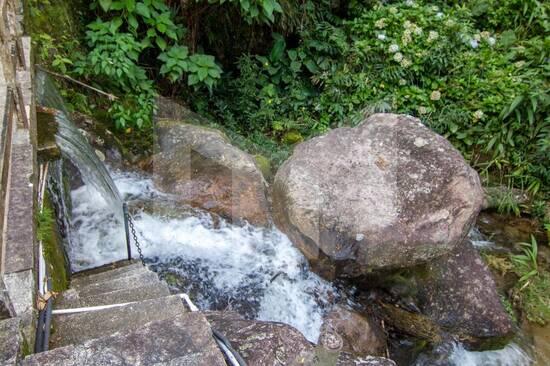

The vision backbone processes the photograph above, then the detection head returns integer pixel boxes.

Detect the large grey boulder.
[150,120,270,226]
[273,113,483,278]
[416,240,515,350]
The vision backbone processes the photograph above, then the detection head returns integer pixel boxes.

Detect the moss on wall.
[25,0,85,40]
[37,193,69,292]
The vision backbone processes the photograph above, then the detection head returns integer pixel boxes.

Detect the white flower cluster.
[402,30,412,45]
[430,90,441,101]
[473,110,484,120]
[402,21,423,45]
[375,18,387,29]
[469,31,497,49]
[400,58,412,68]
[389,44,399,53]
[377,33,387,41]
[427,31,439,42]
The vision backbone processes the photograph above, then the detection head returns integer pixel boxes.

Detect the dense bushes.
[198,1,549,200]
[30,0,549,200]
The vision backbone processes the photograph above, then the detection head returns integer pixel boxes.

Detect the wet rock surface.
[476,211,548,249]
[205,311,314,365]
[273,113,484,279]
[206,310,397,366]
[151,119,270,226]
[319,305,387,357]
[417,240,515,349]
[335,353,397,366]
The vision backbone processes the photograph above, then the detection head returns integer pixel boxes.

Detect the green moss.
[254,154,272,181]
[37,194,70,292]
[500,295,517,324]
[20,335,32,358]
[282,130,303,145]
[26,0,85,42]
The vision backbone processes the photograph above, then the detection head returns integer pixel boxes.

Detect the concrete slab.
[0,317,22,365]
[23,312,226,366]
[3,269,33,315]
[73,270,161,298]
[50,294,187,349]
[4,128,34,274]
[70,262,145,288]
[55,282,171,309]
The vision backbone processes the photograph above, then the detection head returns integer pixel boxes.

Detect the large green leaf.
[135,2,151,18]
[99,0,112,11]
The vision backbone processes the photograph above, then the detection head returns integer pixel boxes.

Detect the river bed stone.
[273,113,484,279]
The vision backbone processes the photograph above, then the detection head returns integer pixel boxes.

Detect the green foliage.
[30,0,550,194]
[511,235,539,282]
[159,46,221,90]
[76,0,223,128]
[32,0,224,130]
[510,235,550,325]
[205,0,283,23]
[198,0,549,191]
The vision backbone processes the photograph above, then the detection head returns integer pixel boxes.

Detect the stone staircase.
[20,262,227,365]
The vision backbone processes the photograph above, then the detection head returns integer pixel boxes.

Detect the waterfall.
[36,71,122,217]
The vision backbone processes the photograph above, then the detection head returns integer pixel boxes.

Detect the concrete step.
[70,262,146,288]
[71,270,161,298]
[0,317,22,365]
[55,282,171,309]
[50,294,187,349]
[22,312,227,366]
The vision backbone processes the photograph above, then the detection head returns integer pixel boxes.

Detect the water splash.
[468,227,499,249]
[447,342,532,366]
[69,168,336,342]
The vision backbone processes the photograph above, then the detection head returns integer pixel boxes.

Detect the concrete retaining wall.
[0,0,38,356]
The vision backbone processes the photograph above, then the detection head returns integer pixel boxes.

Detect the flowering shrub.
[201,0,549,195]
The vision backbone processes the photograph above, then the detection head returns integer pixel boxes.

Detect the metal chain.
[127,213,146,266]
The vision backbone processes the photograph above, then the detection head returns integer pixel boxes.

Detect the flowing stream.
[37,73,534,365]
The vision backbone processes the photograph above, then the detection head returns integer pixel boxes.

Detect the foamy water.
[447,342,532,366]
[468,227,499,249]
[69,169,335,341]
[68,169,534,363]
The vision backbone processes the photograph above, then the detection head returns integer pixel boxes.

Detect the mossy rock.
[282,130,303,145]
[254,154,272,181]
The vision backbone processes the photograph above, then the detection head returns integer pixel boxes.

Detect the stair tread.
[0,317,21,365]
[71,270,161,298]
[50,294,187,349]
[55,282,171,309]
[22,312,226,366]
[70,262,147,288]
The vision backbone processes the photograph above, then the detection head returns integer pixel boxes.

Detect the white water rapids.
[67,167,533,365]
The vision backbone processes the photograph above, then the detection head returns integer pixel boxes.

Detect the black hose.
[42,282,53,351]
[34,308,46,353]
[212,328,247,366]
